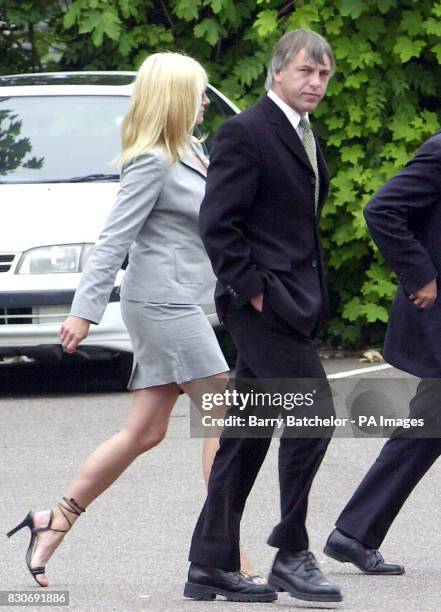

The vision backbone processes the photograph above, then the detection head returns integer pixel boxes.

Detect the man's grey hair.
[265,29,335,91]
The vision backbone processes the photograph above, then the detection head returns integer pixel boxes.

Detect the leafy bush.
[2,0,441,347]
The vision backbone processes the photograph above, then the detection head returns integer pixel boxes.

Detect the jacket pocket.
[174,248,204,284]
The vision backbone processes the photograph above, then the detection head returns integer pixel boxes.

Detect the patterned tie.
[300,117,319,212]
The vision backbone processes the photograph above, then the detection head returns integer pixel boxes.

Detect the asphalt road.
[0,359,439,611]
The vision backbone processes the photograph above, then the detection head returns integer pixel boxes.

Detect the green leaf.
[211,0,224,15]
[432,2,441,18]
[233,55,266,86]
[380,143,410,167]
[393,36,426,62]
[333,37,352,60]
[342,297,363,321]
[339,0,364,19]
[362,303,389,323]
[85,10,121,46]
[63,5,81,29]
[174,0,202,21]
[325,16,344,35]
[400,11,424,37]
[253,9,278,37]
[327,116,345,130]
[348,103,364,122]
[344,72,369,89]
[118,33,133,57]
[424,17,441,37]
[363,279,397,300]
[118,0,134,19]
[356,16,387,42]
[420,110,440,133]
[100,10,121,41]
[78,12,101,35]
[376,0,397,13]
[194,18,220,46]
[287,5,319,29]
[431,42,441,62]
[340,145,364,164]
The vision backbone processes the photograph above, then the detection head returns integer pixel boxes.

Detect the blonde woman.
[7,53,260,587]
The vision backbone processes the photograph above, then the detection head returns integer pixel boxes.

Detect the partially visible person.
[325,133,441,574]
[6,52,259,587]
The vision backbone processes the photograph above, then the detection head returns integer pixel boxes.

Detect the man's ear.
[273,71,282,84]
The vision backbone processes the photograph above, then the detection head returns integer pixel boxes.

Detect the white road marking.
[327,363,393,379]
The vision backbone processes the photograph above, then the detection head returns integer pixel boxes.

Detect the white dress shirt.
[266,89,309,139]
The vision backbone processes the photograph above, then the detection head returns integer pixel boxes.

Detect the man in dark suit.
[184,29,342,603]
[324,134,441,574]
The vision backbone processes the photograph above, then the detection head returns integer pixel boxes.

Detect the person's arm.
[60,150,168,352]
[364,136,441,306]
[199,118,265,308]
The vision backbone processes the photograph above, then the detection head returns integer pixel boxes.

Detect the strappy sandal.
[6,497,85,586]
[239,570,267,584]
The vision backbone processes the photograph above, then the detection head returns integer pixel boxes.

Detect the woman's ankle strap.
[56,497,86,530]
[61,497,86,515]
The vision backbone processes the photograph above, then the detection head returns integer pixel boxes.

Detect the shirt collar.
[267,90,309,132]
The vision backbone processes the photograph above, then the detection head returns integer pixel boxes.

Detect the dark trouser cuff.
[188,539,240,572]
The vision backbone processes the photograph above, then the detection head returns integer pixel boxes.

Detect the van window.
[0,96,127,183]
[0,89,236,184]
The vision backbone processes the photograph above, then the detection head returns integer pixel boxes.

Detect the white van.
[0,72,238,383]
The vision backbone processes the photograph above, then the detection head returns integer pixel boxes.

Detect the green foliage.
[0,110,43,174]
[2,0,441,348]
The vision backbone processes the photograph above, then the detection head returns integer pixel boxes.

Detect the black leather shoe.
[184,563,277,602]
[324,529,405,575]
[268,549,342,602]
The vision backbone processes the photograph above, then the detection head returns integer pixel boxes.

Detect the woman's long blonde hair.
[117,52,207,166]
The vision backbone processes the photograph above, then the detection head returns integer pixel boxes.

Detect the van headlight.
[16,244,95,274]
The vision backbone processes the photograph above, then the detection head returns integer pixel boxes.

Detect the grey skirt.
[120,299,228,390]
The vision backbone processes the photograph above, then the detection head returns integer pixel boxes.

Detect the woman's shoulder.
[122,147,172,174]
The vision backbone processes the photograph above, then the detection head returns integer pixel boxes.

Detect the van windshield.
[0,89,237,184]
[0,95,128,183]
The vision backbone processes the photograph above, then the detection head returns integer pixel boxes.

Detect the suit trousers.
[335,378,441,549]
[188,302,335,570]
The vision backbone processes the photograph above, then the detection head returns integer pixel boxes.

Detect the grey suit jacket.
[70,143,216,324]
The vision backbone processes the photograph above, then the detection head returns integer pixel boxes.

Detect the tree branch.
[215,38,222,62]
[28,22,43,71]
[278,1,296,18]
[159,0,174,29]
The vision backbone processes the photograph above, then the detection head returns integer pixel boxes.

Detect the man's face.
[273,48,332,115]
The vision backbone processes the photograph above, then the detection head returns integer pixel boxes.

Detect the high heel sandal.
[6,497,85,586]
[240,570,267,585]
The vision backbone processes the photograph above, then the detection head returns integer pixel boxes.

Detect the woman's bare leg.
[181,374,261,578]
[31,383,180,586]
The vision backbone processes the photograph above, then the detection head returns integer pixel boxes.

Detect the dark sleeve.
[199,118,265,304]
[364,137,441,295]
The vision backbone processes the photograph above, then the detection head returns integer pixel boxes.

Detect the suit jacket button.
[311,259,318,268]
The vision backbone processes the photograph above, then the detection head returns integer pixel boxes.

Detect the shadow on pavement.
[0,361,128,396]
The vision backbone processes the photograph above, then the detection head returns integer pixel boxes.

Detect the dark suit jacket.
[364,133,441,377]
[199,95,330,337]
